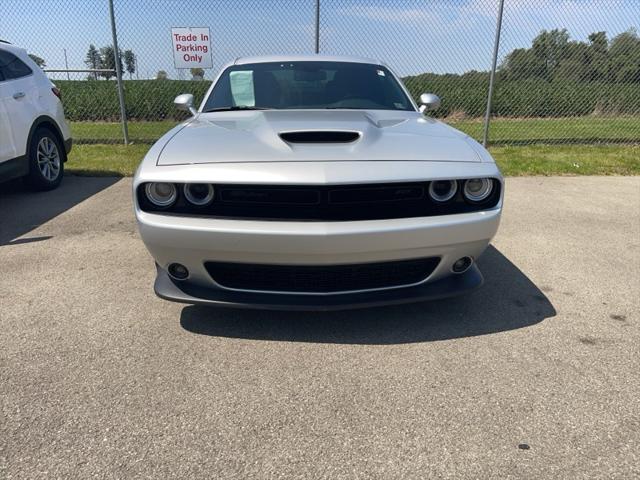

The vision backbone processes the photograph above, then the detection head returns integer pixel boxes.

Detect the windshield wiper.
[203,106,272,113]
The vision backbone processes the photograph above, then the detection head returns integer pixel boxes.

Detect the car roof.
[234,54,386,67]
[0,41,27,56]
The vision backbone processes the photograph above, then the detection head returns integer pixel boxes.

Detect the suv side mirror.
[419,93,441,113]
[174,93,197,116]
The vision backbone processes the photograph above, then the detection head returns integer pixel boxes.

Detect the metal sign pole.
[315,0,320,54]
[108,0,129,145]
[482,0,505,147]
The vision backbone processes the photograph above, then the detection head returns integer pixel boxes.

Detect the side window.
[0,50,33,81]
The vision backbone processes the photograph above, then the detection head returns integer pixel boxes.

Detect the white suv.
[0,41,72,190]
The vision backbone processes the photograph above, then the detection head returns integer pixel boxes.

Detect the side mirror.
[419,93,441,113]
[174,93,197,116]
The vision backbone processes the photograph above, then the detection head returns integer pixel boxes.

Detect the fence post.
[482,0,505,147]
[315,0,320,53]
[63,49,70,80]
[108,0,129,145]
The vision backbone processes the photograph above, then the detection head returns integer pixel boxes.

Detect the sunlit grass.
[66,142,640,177]
[70,116,640,145]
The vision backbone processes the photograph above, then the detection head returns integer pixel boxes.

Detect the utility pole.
[482,0,505,147]
[108,0,129,145]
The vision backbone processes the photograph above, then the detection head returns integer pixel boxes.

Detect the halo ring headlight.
[428,180,458,203]
[145,182,177,207]
[184,183,215,206]
[463,178,493,203]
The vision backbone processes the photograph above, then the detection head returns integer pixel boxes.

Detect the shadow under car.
[0,176,120,246]
[180,245,555,345]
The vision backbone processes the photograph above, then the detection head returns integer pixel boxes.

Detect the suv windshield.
[203,61,414,112]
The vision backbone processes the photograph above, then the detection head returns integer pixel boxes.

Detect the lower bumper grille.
[204,257,440,294]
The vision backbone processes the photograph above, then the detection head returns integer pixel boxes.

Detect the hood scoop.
[279,130,361,144]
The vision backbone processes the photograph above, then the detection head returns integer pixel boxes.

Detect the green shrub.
[405,74,640,118]
[56,80,210,121]
[56,77,640,121]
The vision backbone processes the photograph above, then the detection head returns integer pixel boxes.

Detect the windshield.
[202,61,414,112]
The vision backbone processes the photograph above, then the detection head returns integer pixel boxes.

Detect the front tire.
[25,128,65,191]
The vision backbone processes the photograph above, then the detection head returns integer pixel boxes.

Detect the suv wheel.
[25,128,65,191]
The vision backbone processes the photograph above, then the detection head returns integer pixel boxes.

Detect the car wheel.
[25,128,65,191]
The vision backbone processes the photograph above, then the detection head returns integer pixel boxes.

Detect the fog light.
[452,256,473,274]
[168,263,189,280]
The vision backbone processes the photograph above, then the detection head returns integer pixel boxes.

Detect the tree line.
[139,28,640,84]
[27,27,638,84]
[155,68,205,81]
[84,44,136,80]
[500,28,640,83]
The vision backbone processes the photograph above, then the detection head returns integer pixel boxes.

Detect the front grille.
[137,180,501,221]
[204,257,440,294]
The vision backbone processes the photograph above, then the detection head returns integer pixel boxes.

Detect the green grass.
[66,144,149,176]
[491,144,640,176]
[452,116,640,144]
[66,143,640,177]
[70,121,177,143]
[66,117,640,177]
[70,116,640,145]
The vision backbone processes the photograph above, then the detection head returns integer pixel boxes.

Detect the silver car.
[133,55,503,310]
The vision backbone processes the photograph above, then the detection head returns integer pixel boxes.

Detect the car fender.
[26,115,70,160]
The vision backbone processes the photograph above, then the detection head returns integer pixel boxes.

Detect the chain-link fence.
[2,0,639,146]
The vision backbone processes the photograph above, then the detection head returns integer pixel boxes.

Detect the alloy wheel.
[36,136,61,182]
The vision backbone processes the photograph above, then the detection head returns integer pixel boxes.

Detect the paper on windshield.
[230,71,255,107]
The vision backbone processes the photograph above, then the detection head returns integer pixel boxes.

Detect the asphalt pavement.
[1,175,638,479]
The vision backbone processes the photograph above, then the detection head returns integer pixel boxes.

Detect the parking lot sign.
[171,27,212,69]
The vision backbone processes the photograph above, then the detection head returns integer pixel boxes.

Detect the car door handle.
[13,92,26,99]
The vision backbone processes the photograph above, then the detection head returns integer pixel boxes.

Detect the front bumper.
[136,206,501,308]
[154,262,483,311]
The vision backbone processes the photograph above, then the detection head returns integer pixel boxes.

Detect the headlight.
[428,180,457,202]
[144,182,177,207]
[463,178,493,202]
[184,183,215,206]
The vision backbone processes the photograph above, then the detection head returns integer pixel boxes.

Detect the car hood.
[157,110,482,166]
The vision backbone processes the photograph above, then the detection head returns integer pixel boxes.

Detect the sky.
[1,0,638,80]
